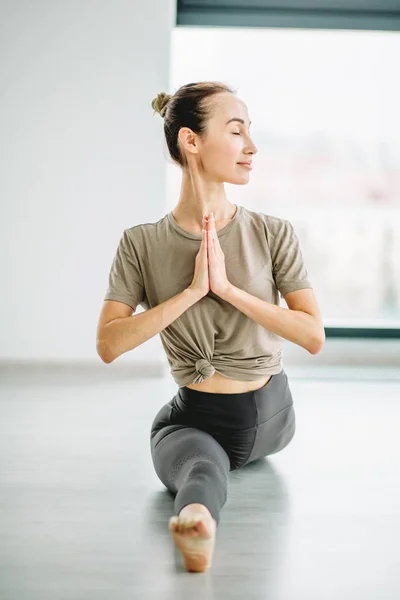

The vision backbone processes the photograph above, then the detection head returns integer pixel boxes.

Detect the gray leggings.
[150,369,295,526]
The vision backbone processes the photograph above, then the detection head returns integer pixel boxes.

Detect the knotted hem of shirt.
[192,358,216,384]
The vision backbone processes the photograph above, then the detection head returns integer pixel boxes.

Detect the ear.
[178,127,199,155]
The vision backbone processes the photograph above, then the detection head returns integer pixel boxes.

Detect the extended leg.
[151,425,230,526]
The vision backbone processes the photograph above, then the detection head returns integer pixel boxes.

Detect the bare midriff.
[185,371,273,394]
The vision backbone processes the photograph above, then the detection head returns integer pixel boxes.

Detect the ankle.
[179,503,212,518]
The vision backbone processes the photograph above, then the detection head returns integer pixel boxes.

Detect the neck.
[173,168,236,227]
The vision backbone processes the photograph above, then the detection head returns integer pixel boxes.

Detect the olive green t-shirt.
[104,204,312,387]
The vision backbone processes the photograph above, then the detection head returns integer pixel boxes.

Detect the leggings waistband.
[174,369,287,430]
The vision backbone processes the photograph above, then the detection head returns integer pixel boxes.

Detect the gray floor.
[1,366,399,599]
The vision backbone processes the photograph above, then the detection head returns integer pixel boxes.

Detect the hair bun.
[151,92,172,118]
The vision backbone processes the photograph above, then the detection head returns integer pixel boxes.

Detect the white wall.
[0,0,175,365]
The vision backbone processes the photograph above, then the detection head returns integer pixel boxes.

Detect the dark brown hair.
[151,81,235,168]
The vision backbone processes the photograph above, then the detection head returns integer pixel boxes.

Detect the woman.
[98,81,325,573]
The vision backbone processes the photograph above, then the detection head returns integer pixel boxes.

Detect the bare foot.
[169,505,217,572]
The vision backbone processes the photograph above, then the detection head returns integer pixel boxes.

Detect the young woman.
[97,81,325,573]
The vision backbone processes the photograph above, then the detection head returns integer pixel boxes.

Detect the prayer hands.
[205,212,232,298]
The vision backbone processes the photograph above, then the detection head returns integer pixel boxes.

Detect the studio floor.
[0,364,399,599]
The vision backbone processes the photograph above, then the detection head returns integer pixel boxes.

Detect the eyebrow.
[226,118,251,127]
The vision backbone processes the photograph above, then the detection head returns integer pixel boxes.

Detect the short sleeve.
[271,219,313,297]
[103,229,145,310]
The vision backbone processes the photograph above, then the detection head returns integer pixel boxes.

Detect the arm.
[220,284,324,355]
[98,288,202,363]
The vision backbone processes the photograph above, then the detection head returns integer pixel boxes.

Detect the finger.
[202,228,207,249]
[209,214,218,242]
[208,228,215,254]
[207,224,216,245]
[210,215,217,236]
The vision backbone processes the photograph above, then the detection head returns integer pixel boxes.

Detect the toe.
[169,516,179,531]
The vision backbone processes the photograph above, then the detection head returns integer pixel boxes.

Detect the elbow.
[96,339,115,364]
[100,354,114,364]
[309,344,323,356]
[309,330,326,355]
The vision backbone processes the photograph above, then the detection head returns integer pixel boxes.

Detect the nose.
[246,139,257,155]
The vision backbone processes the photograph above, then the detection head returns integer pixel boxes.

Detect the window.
[168,26,400,335]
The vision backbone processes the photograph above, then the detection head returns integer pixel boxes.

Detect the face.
[179,93,258,184]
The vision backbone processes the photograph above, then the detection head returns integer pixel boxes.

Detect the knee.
[273,406,296,454]
[176,456,228,489]
[180,456,225,479]
[187,457,222,477]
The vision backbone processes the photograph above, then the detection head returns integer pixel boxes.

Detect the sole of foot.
[169,511,217,572]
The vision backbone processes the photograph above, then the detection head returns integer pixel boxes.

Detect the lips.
[238,163,252,170]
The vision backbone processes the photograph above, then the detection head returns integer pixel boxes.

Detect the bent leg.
[243,403,296,467]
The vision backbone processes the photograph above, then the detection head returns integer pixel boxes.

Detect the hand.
[206,212,232,298]
[187,215,210,299]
